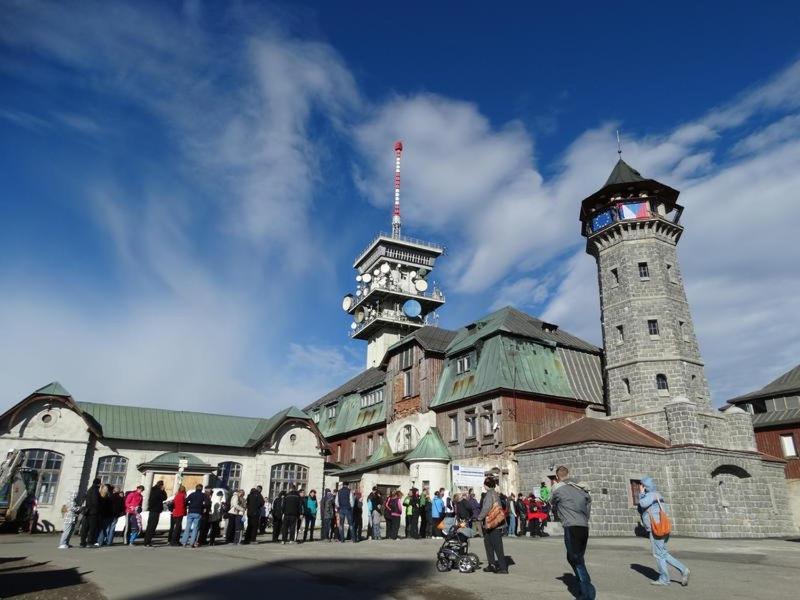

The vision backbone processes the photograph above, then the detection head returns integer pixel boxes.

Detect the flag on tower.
[618,201,650,220]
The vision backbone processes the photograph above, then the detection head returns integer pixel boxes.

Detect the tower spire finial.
[392,140,403,238]
[616,129,623,157]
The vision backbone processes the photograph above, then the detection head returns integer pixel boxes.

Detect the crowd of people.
[55,466,690,599]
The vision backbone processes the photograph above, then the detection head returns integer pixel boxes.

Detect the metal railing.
[355,232,445,261]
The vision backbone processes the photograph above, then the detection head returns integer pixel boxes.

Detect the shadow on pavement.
[0,555,95,598]
[127,558,477,600]
[555,572,581,599]
[630,563,659,581]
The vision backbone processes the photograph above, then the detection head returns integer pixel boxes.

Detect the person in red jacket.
[124,485,145,545]
[168,486,187,546]
[527,493,549,537]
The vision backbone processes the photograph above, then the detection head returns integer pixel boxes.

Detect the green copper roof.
[431,334,580,409]
[406,427,451,462]
[76,402,310,448]
[447,306,600,355]
[604,158,645,186]
[34,382,72,397]
[313,391,385,439]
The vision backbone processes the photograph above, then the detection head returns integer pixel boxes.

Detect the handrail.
[355,232,445,261]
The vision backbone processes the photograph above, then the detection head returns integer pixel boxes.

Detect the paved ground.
[1,533,798,599]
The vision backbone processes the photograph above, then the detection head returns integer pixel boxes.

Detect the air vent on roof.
[542,322,559,333]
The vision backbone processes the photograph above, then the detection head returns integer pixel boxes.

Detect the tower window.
[679,320,689,342]
[610,267,620,286]
[638,262,650,279]
[622,378,631,397]
[656,374,669,394]
[647,319,660,337]
[615,325,624,344]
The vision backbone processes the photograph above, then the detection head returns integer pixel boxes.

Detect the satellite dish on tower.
[417,268,428,278]
[414,279,428,292]
[373,269,380,276]
[350,322,357,330]
[356,274,362,282]
[390,270,400,281]
[380,263,391,274]
[409,270,417,279]
[362,273,372,283]
[402,299,422,318]
[355,308,366,323]
[342,294,354,311]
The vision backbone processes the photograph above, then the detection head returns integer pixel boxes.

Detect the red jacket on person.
[171,491,187,517]
[125,490,143,515]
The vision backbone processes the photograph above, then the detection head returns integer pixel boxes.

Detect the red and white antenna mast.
[391,140,403,238]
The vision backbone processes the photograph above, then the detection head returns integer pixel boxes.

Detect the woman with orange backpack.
[638,476,690,587]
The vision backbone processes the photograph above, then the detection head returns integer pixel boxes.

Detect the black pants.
[420,513,429,538]
[168,516,182,545]
[246,513,259,542]
[321,517,332,540]
[483,526,508,571]
[79,513,98,546]
[564,526,594,598]
[209,521,220,545]
[259,516,268,534]
[387,516,400,540]
[196,516,208,545]
[272,516,283,542]
[144,511,160,545]
[303,515,316,541]
[409,514,419,539]
[282,515,298,542]
[353,511,363,542]
[432,517,444,537]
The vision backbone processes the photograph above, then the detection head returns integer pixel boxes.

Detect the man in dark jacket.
[181,484,205,547]
[143,480,167,547]
[271,491,285,543]
[337,482,355,543]
[321,489,335,541]
[281,486,302,544]
[79,478,101,548]
[197,487,213,546]
[245,487,264,543]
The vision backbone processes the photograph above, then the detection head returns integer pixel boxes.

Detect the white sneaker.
[58,544,69,549]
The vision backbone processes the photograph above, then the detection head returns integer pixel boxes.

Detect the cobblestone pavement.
[1,533,798,599]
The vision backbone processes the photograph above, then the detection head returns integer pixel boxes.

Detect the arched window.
[22,449,63,505]
[96,456,128,489]
[269,463,308,500]
[217,462,243,491]
[656,374,669,391]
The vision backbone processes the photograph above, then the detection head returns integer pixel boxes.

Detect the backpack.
[650,498,672,537]
[485,501,505,530]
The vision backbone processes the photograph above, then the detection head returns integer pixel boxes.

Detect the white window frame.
[367,436,374,456]
[482,407,493,437]
[456,355,472,374]
[326,404,337,419]
[465,412,477,439]
[403,370,413,397]
[449,414,458,441]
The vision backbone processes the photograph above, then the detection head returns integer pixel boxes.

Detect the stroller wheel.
[457,555,475,573]
[436,558,452,572]
[467,553,481,568]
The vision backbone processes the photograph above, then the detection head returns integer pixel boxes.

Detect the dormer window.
[360,388,384,408]
[326,404,337,419]
[312,411,320,423]
[456,355,472,374]
[399,347,414,370]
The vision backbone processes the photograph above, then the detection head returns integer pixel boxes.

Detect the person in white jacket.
[228,489,246,545]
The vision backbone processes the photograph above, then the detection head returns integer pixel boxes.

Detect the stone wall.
[517,442,797,538]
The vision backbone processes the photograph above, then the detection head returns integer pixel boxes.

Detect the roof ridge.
[76,400,270,423]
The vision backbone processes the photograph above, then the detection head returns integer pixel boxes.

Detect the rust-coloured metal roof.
[513,417,669,452]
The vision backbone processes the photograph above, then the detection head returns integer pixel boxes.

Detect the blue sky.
[2,1,800,415]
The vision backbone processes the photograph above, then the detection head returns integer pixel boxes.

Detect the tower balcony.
[350,309,431,340]
[583,197,684,238]
[353,232,445,272]
[347,280,445,315]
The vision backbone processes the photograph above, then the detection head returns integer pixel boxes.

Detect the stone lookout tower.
[580,158,711,419]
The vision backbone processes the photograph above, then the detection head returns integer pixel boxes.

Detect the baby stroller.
[436,523,481,573]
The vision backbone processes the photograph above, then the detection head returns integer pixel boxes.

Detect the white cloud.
[489,277,552,312]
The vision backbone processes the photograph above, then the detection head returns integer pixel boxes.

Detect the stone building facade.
[1,383,328,529]
[510,158,797,537]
